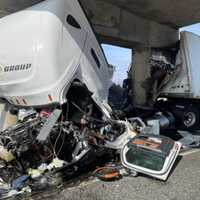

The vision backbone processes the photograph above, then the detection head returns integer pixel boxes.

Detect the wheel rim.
[183,112,196,127]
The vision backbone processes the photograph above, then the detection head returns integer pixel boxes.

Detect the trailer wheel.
[181,107,200,130]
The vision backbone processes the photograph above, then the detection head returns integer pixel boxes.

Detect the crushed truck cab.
[0,0,113,113]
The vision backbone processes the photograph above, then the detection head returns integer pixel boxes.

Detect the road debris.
[94,166,121,181]
[0,104,183,199]
[0,105,131,198]
[121,135,181,181]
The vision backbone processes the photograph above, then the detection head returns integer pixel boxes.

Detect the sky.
[102,23,200,85]
[102,44,132,85]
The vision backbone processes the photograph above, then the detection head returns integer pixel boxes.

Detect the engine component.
[18,109,37,122]
[153,112,174,129]
[36,109,62,143]
[0,117,42,154]
[105,121,137,150]
[128,118,146,133]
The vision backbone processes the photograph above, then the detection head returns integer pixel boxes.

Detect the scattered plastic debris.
[0,146,15,162]
[0,107,184,199]
[11,175,29,191]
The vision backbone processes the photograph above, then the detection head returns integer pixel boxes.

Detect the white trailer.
[161,31,200,99]
[155,31,200,130]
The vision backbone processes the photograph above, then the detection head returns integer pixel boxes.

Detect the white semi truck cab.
[0,0,116,176]
[0,0,113,117]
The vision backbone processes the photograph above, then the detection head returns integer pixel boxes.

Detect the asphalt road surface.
[42,149,200,200]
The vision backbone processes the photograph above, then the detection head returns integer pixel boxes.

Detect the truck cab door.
[81,34,112,105]
[61,1,87,80]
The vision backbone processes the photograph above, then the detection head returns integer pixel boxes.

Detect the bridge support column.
[131,47,151,107]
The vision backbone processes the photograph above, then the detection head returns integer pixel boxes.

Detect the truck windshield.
[125,147,165,171]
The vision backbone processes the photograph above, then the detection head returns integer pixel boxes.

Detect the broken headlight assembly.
[121,134,181,181]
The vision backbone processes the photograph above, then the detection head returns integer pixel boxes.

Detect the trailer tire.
[181,107,200,130]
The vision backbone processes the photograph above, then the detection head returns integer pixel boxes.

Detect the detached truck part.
[0,0,113,120]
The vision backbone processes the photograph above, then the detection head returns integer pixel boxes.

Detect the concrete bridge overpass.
[0,0,199,47]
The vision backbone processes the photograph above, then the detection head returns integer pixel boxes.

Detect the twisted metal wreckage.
[0,106,182,199]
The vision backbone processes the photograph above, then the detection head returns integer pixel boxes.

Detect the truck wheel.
[181,107,200,130]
